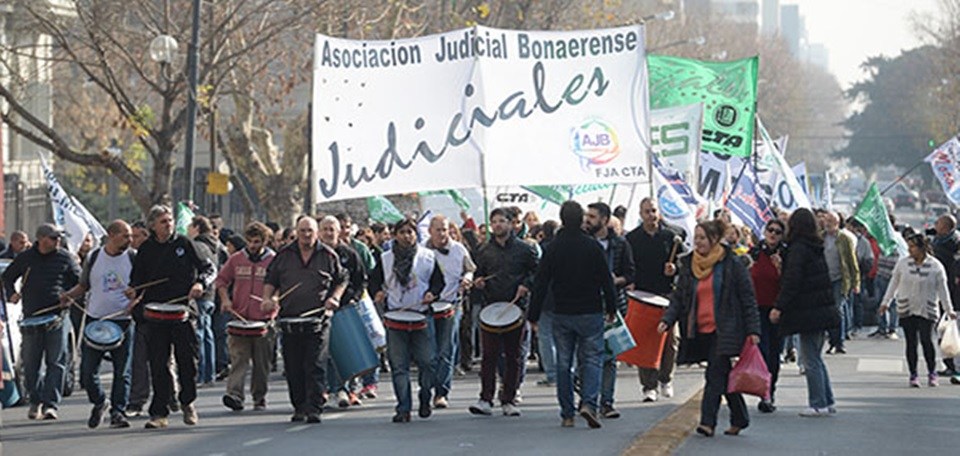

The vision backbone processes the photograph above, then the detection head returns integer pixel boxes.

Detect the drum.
[356,293,387,352]
[383,310,428,332]
[479,302,524,334]
[277,317,323,334]
[329,304,379,381]
[226,320,269,337]
[617,290,671,369]
[19,313,63,335]
[144,303,189,322]
[431,301,456,320]
[83,320,125,351]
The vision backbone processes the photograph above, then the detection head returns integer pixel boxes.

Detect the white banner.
[698,151,736,202]
[312,25,650,202]
[754,121,810,211]
[651,103,703,184]
[653,166,696,250]
[925,135,960,206]
[39,156,106,252]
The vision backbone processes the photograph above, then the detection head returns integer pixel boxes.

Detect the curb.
[621,387,703,456]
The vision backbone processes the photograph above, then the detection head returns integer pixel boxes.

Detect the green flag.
[522,185,570,206]
[367,196,404,224]
[648,55,759,157]
[175,202,194,236]
[853,183,898,255]
[446,190,471,211]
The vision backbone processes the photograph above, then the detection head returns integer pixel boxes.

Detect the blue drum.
[18,313,63,335]
[329,304,379,381]
[83,320,125,351]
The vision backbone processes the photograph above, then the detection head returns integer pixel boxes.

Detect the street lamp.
[641,10,675,23]
[149,34,178,80]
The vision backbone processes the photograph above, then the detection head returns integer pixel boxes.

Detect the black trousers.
[281,322,330,415]
[700,333,748,429]
[758,307,782,400]
[901,316,936,376]
[145,320,199,418]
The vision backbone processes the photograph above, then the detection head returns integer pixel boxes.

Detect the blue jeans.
[828,281,846,349]
[387,325,434,414]
[80,321,133,416]
[537,311,557,382]
[195,299,216,383]
[21,317,70,409]
[213,309,231,373]
[431,307,460,398]
[600,351,617,407]
[553,313,603,418]
[875,277,899,332]
[799,331,834,409]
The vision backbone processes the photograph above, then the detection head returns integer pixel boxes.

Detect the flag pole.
[879,160,926,196]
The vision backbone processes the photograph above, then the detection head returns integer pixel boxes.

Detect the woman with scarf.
[749,219,787,413]
[370,218,445,423]
[658,219,760,437]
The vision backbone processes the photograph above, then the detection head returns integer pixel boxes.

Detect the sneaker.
[514,390,523,404]
[952,376,960,385]
[561,417,575,428]
[600,404,620,419]
[834,347,847,354]
[579,405,602,429]
[469,399,493,416]
[216,369,230,381]
[291,413,306,422]
[936,368,956,376]
[222,394,244,411]
[182,403,198,425]
[110,413,131,429]
[360,385,378,399]
[867,329,884,338]
[928,372,939,387]
[502,403,521,417]
[454,366,466,377]
[42,407,59,421]
[349,392,362,406]
[910,375,921,388]
[253,400,267,411]
[642,389,658,403]
[826,406,837,414]
[785,348,797,363]
[434,396,449,409]
[799,407,829,417]
[660,382,674,399]
[758,400,776,413]
[337,390,350,408]
[418,401,432,418]
[886,332,899,340]
[125,404,144,417]
[28,403,41,420]
[392,412,411,423]
[145,416,169,429]
[306,413,321,424]
[536,379,555,387]
[88,401,108,428]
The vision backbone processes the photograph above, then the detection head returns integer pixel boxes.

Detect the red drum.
[226,320,268,337]
[383,310,428,331]
[144,303,189,322]
[431,301,455,320]
[617,290,670,369]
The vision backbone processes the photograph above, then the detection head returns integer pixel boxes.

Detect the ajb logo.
[570,119,620,170]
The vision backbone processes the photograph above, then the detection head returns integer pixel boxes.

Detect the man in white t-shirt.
[62,220,135,429]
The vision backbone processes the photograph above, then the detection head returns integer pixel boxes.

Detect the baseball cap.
[36,223,64,239]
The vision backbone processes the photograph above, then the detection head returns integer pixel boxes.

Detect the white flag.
[652,165,696,251]
[39,155,107,252]
[651,103,703,184]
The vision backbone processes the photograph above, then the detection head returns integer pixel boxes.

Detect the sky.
[790,0,942,89]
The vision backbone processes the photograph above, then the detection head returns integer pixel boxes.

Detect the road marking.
[287,425,310,433]
[207,453,227,456]
[857,358,903,373]
[243,438,273,447]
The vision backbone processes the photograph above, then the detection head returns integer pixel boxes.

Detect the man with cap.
[1,223,81,420]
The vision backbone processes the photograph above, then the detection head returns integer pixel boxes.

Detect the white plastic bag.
[940,316,960,358]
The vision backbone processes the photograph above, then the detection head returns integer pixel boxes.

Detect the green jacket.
[837,228,860,295]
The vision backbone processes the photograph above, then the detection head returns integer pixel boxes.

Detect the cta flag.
[854,183,899,255]
[649,55,759,157]
[175,202,195,236]
[727,170,774,239]
[39,155,107,253]
[924,135,960,205]
[367,196,405,224]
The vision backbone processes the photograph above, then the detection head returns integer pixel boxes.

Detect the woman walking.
[658,219,760,437]
[878,234,956,387]
[770,208,840,417]
[749,219,786,413]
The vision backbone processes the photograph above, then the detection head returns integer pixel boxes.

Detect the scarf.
[692,243,725,280]
[392,242,417,287]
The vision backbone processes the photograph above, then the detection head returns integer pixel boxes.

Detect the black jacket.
[334,242,367,304]
[774,237,840,335]
[1,245,80,317]
[597,231,635,313]
[192,233,222,301]
[129,232,217,322]
[626,222,684,295]
[529,228,616,322]
[661,246,761,358]
[474,233,538,308]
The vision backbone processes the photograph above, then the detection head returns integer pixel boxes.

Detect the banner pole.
[879,160,926,196]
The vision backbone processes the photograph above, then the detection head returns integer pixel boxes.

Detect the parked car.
[893,192,921,209]
[922,190,951,206]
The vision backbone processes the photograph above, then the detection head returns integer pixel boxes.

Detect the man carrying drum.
[262,215,347,424]
[216,222,276,412]
[370,217,445,423]
[61,220,136,429]
[470,208,538,418]
[125,205,217,429]
[318,215,368,408]
[424,215,476,410]
[625,197,684,403]
[1,223,81,421]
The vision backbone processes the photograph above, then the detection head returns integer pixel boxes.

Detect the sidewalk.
[673,330,958,455]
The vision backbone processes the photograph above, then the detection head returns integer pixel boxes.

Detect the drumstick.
[495,294,523,319]
[132,277,169,291]
[230,309,249,323]
[668,236,682,265]
[31,302,67,316]
[20,267,30,292]
[299,306,332,318]
[473,274,496,284]
[249,295,263,302]
[98,308,130,321]
[277,282,302,302]
[164,294,191,305]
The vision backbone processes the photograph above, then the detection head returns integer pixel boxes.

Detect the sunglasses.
[766,228,783,235]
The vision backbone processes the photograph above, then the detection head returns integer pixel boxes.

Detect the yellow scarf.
[692,243,725,280]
